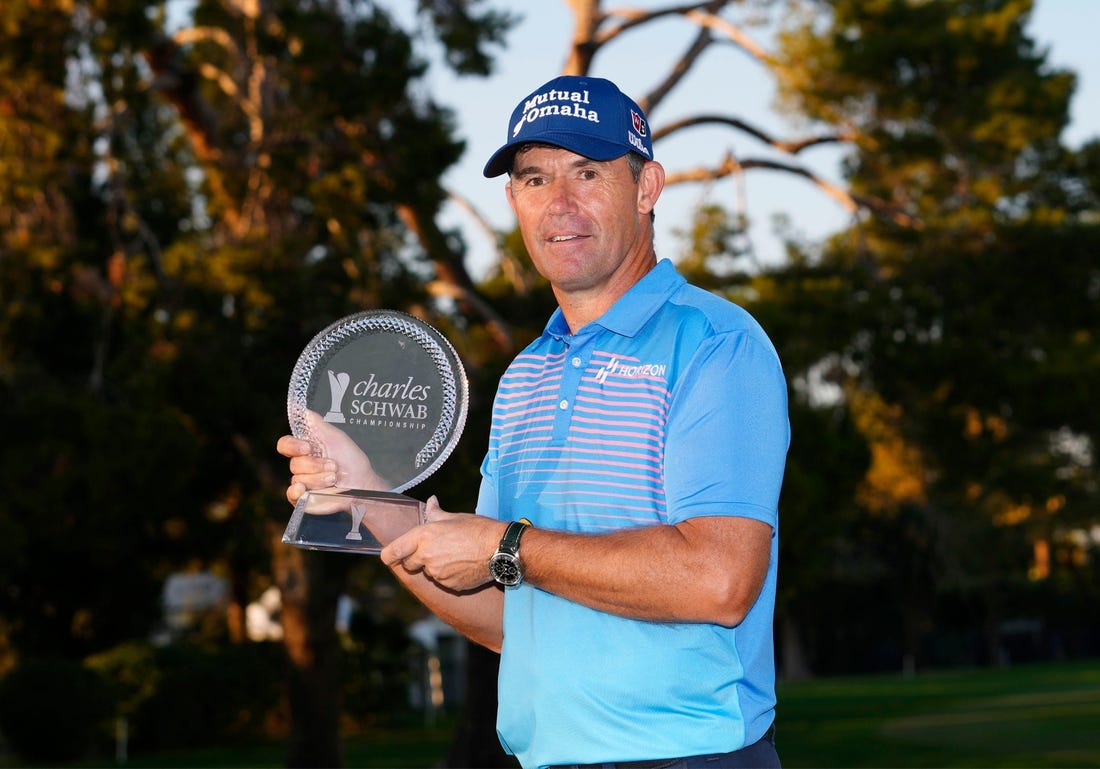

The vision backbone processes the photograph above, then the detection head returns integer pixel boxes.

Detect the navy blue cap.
[483,75,654,178]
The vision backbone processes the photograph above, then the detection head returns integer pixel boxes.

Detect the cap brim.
[483,134,632,178]
[482,144,521,178]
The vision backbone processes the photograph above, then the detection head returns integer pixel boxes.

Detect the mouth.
[548,234,584,243]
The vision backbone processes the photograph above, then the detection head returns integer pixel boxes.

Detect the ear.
[505,179,518,215]
[637,161,665,216]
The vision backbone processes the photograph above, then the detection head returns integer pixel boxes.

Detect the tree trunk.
[271,521,352,767]
[779,612,813,681]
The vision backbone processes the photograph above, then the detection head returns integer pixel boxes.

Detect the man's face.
[506,146,659,304]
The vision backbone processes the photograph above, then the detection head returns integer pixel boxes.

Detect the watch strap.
[498,520,528,555]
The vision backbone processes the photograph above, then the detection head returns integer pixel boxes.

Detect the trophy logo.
[283,311,468,554]
[346,501,366,541]
[323,370,350,423]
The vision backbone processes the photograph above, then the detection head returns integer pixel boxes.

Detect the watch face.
[490,553,522,587]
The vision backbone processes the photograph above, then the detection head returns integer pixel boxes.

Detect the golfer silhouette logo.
[323,370,350,424]
[346,501,366,541]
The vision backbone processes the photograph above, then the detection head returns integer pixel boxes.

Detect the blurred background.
[0,1,1097,767]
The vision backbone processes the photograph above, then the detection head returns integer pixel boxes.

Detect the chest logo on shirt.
[593,357,668,384]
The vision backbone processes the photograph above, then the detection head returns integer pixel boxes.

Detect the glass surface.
[283,310,467,553]
[282,489,425,554]
[287,310,467,492]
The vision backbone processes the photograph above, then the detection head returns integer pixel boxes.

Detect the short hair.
[509,146,655,221]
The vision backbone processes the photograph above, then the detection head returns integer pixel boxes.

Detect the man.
[278,75,789,769]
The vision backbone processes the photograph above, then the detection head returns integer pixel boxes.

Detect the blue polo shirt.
[476,259,789,768]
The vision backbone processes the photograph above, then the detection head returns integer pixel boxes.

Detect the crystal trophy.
[282,311,468,554]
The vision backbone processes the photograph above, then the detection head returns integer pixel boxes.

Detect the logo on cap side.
[631,110,647,137]
[512,88,599,138]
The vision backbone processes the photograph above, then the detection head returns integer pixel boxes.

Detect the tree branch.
[654,114,858,154]
[639,22,714,115]
[174,26,246,73]
[145,34,242,236]
[598,1,732,44]
[396,203,516,354]
[682,7,772,65]
[563,0,605,74]
[564,0,732,74]
[447,190,535,297]
[665,154,922,229]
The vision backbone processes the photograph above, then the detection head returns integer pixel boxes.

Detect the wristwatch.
[489,520,530,587]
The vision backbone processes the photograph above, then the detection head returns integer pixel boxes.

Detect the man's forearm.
[388,565,505,652]
[521,516,772,627]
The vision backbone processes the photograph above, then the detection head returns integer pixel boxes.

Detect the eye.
[524,175,547,187]
[579,168,599,181]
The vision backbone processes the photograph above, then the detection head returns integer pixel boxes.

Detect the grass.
[35,658,1100,768]
[106,726,455,768]
[775,658,1100,767]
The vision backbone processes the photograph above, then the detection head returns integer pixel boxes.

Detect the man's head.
[483,75,654,178]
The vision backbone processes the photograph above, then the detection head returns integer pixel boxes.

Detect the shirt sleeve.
[662,330,790,526]
[474,452,501,521]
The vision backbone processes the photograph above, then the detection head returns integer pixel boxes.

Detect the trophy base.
[282,488,425,554]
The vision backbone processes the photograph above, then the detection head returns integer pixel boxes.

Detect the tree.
[771,0,1100,668]
[0,0,515,764]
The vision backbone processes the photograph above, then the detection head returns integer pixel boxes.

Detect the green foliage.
[84,629,434,759]
[759,0,1100,672]
[85,641,162,720]
[86,641,286,753]
[0,384,201,657]
[340,610,425,726]
[0,1,515,763]
[416,0,517,75]
[0,0,512,648]
[673,203,753,285]
[778,0,1076,227]
[129,643,286,752]
[0,658,115,763]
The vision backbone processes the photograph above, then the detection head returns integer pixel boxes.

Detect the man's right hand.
[276,410,390,505]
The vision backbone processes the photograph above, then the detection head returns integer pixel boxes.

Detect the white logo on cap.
[513,88,599,137]
[627,131,649,156]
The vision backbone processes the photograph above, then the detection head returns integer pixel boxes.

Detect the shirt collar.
[544,259,684,339]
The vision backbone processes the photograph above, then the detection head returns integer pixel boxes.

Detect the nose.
[545,177,577,215]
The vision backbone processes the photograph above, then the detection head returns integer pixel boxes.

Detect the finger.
[423,495,449,522]
[286,481,306,505]
[380,533,414,567]
[281,435,321,459]
[305,410,345,449]
[289,454,336,486]
[289,455,335,476]
[276,434,314,458]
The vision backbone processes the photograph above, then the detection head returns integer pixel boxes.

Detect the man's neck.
[555,253,657,333]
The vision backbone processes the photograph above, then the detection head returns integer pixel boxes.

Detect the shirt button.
[571,356,582,368]
[559,399,569,410]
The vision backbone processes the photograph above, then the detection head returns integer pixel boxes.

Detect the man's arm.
[380,497,507,651]
[522,516,771,627]
[383,331,785,629]
[382,501,772,628]
[277,434,507,651]
[387,565,505,652]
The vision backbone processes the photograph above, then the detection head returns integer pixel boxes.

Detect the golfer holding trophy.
[277,74,788,769]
